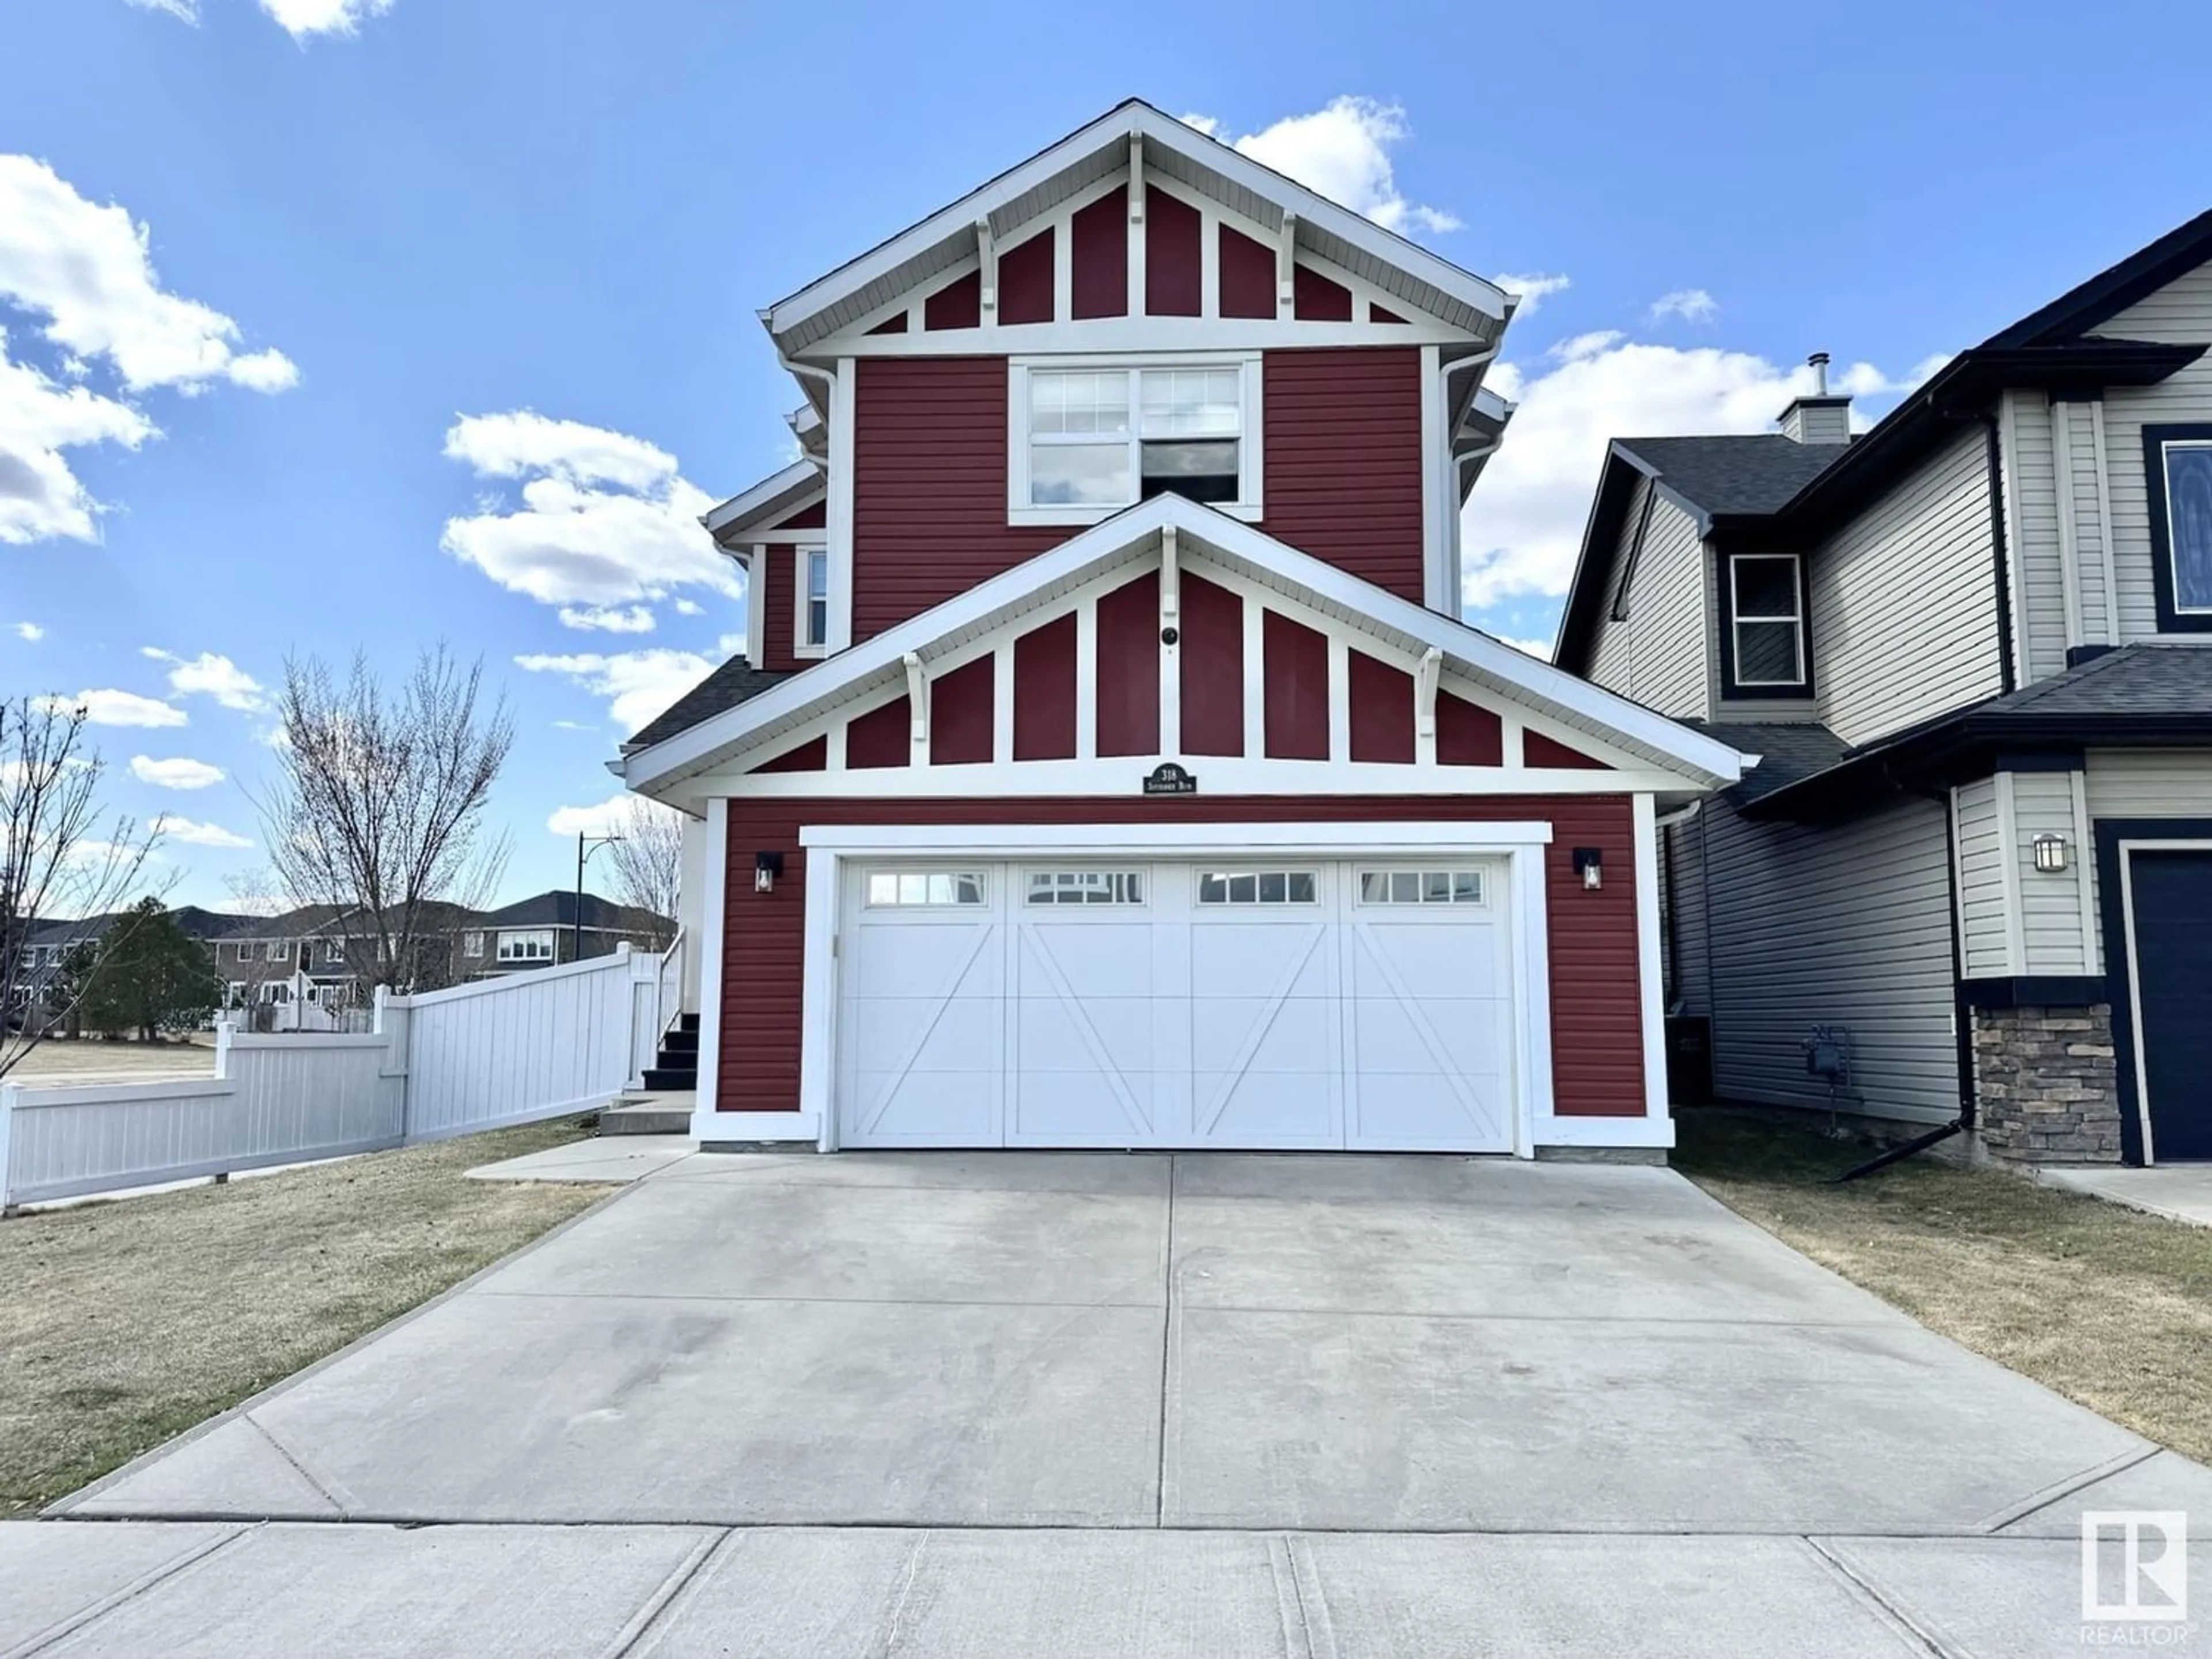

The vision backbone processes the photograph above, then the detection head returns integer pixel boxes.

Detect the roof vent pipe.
[1809,351,1831,396]
[1777,351,1851,445]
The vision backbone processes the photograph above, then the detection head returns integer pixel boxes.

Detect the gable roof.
[702,460,823,542]
[1614,435,1852,522]
[763,99,1512,357]
[1984,206,2212,347]
[626,656,793,752]
[621,491,1748,805]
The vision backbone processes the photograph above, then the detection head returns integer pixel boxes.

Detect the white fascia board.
[702,460,821,539]
[764,100,1508,351]
[624,494,1748,792]
[799,821,1556,852]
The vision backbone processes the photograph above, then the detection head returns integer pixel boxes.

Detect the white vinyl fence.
[0,934,684,1210]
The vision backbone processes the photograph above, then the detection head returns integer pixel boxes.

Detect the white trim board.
[622,493,1749,796]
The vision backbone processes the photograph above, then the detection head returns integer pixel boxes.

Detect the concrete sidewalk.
[6,1520,2198,1657]
[2041,1162,2212,1226]
[17,1152,2212,1653]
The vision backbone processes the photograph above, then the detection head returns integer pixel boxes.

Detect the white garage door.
[834,860,1515,1152]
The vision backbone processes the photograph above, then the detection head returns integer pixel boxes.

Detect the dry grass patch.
[0,1118,604,1515]
[1675,1107,2212,1463]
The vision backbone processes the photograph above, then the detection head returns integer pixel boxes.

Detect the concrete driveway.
[11,1152,2212,1656]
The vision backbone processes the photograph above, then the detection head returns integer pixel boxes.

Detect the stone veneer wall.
[1972,1003,2122,1164]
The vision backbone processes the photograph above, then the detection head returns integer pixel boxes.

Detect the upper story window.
[1009,356,1262,525]
[1724,553,1809,694]
[498,930,556,964]
[796,547,829,656]
[2147,426,2212,631]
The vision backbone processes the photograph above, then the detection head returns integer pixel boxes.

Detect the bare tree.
[607,798,684,949]
[256,646,514,994]
[1,698,162,1078]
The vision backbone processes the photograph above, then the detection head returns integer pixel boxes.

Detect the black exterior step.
[641,1065,698,1093]
[660,1028,699,1055]
[677,1012,700,1035]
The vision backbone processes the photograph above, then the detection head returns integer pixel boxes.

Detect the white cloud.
[13,620,42,641]
[152,813,252,849]
[142,647,267,711]
[0,156,294,544]
[513,648,714,737]
[1494,273,1571,318]
[131,754,225,790]
[37,687,187,728]
[550,718,597,732]
[672,598,704,617]
[1497,637,1554,660]
[1649,289,1719,324]
[1462,337,1940,609]
[558,603,656,634]
[1835,353,1952,398]
[1181,99,1458,236]
[127,0,200,18]
[441,411,734,615]
[259,0,393,38]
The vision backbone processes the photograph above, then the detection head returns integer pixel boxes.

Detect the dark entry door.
[2130,850,2212,1160]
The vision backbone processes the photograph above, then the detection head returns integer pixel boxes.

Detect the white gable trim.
[765,101,1509,354]
[703,460,820,540]
[620,494,1747,793]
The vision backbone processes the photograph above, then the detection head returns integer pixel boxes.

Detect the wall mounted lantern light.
[755,851,785,893]
[1572,847,1604,892]
[2032,832,2070,874]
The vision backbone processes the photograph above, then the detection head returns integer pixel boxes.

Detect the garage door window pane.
[1358,869,1486,906]
[867,870,987,907]
[1027,870,1145,906]
[1199,870,1320,906]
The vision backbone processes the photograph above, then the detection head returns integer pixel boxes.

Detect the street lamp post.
[575,831,624,964]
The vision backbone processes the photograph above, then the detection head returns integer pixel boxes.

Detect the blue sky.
[4,0,2209,909]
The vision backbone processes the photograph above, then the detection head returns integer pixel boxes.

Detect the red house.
[619,100,1745,1157]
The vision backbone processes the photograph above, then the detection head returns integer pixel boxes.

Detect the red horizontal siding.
[756,545,800,673]
[1258,348,1425,603]
[998,228,1054,325]
[717,794,1645,1119]
[850,357,1064,642]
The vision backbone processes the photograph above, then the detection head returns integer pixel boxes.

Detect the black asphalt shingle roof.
[1615,435,1853,520]
[1685,720,1851,805]
[626,656,791,751]
[480,891,664,932]
[1976,641,2212,718]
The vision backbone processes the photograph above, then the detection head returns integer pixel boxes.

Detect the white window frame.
[497,929,556,964]
[265,940,288,962]
[1006,353,1264,527]
[463,931,484,959]
[794,544,830,658]
[1728,553,1808,689]
[1194,868,1322,906]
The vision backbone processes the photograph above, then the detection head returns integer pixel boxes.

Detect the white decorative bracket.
[903,652,929,753]
[975,219,996,316]
[1128,135,1145,221]
[1415,647,1443,740]
[1160,524,1180,623]
[1277,213,1299,316]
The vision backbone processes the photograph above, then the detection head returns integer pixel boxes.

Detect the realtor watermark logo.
[2083,1512,2191,1643]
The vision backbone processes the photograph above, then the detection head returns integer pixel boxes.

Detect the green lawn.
[0,1116,604,1516]
[1676,1106,2212,1463]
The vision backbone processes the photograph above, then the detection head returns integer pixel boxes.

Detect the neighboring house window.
[1009,358,1261,524]
[1725,554,1808,691]
[266,940,288,961]
[1196,870,1320,906]
[796,547,829,655]
[2146,425,2212,631]
[497,930,556,963]
[865,871,986,907]
[463,931,484,959]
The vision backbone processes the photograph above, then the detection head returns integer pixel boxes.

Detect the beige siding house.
[1551,209,2212,1166]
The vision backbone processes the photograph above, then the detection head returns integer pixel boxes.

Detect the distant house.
[468,892,672,976]
[1554,208,2212,1168]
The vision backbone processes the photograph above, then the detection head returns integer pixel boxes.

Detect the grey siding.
[1810,425,2005,747]
[2099,262,2212,641]
[2012,770,2096,975]
[1954,777,2011,979]
[2003,389,2070,682]
[1664,812,1711,1017]
[2085,747,2212,818]
[1585,483,1711,719]
[1702,793,1960,1123]
[2058,399,2118,646]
